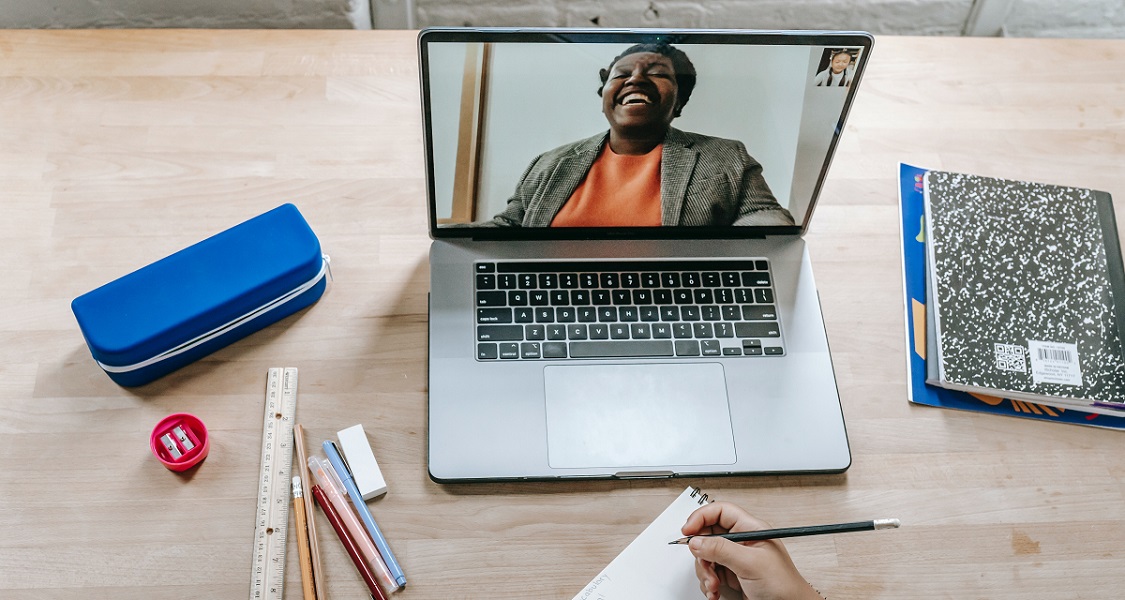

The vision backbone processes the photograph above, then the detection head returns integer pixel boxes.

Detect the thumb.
[688,536,756,577]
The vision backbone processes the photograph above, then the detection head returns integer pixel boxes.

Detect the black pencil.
[668,518,900,545]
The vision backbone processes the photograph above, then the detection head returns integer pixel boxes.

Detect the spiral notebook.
[572,486,740,600]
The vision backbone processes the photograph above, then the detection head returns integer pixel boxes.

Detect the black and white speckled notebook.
[923,169,1125,410]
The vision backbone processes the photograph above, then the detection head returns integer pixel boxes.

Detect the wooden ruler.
[249,367,299,600]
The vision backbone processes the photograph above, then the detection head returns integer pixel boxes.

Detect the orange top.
[550,144,663,227]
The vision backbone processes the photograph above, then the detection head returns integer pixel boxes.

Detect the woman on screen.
[478,43,795,228]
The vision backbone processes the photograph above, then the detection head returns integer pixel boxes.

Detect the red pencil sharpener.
[150,413,210,472]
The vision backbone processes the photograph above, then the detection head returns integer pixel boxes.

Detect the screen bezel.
[419,28,874,241]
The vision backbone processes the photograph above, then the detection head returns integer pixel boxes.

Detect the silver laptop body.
[422,28,873,482]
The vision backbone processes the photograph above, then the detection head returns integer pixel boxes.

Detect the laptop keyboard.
[474,260,784,360]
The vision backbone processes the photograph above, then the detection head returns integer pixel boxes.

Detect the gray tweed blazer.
[483,127,794,227]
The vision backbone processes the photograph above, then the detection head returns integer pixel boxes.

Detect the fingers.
[681,501,771,536]
[688,535,761,580]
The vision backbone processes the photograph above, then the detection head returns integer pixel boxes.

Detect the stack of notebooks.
[898,163,1125,427]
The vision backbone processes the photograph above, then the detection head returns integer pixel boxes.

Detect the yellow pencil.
[292,476,317,600]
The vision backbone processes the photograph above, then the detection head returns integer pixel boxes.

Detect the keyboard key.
[556,307,576,322]
[476,274,496,289]
[543,342,568,358]
[568,324,588,340]
[661,272,680,287]
[569,341,674,358]
[546,325,567,340]
[529,291,550,306]
[571,290,591,305]
[610,324,630,339]
[764,347,784,355]
[742,272,771,287]
[600,273,619,288]
[508,290,528,306]
[539,273,558,289]
[673,289,693,304]
[680,306,701,321]
[701,340,721,356]
[722,346,742,356]
[589,324,610,339]
[525,325,545,340]
[477,343,498,359]
[642,273,660,287]
[612,290,631,305]
[702,272,721,287]
[714,288,734,304]
[499,343,520,359]
[640,306,660,321]
[514,307,534,323]
[598,307,618,322]
[735,289,754,304]
[521,342,542,359]
[580,273,599,288]
[577,307,597,322]
[742,339,763,348]
[714,322,734,338]
[660,306,680,321]
[478,325,524,341]
[755,260,768,270]
[652,323,672,338]
[498,274,517,289]
[560,273,579,289]
[654,289,674,304]
[721,306,741,320]
[721,272,740,287]
[693,289,714,304]
[735,322,781,337]
[621,273,640,288]
[755,288,774,304]
[592,290,612,305]
[743,305,778,320]
[693,323,714,338]
[535,308,555,322]
[675,340,701,356]
[477,291,506,307]
[744,346,764,356]
[701,306,721,321]
[632,289,652,304]
[630,323,651,339]
[551,290,569,305]
[518,274,536,289]
[682,272,701,287]
[477,308,512,323]
[619,307,639,322]
[476,263,496,273]
[674,323,693,339]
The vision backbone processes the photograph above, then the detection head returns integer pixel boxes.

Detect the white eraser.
[337,424,388,500]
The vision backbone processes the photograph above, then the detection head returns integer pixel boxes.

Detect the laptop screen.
[421,29,872,239]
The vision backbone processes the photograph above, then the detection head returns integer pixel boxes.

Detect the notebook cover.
[898,163,1125,429]
[923,168,1125,407]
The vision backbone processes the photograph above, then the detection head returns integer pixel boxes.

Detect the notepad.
[572,486,739,600]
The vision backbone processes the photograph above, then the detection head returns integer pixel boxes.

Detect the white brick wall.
[0,0,1122,37]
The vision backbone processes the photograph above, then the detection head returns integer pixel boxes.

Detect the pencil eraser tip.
[337,424,387,500]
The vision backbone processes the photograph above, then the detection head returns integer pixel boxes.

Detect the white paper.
[1028,340,1082,386]
[572,487,739,600]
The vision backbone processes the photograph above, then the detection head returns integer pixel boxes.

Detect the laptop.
[421,28,873,482]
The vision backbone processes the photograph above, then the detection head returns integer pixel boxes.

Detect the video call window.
[424,39,863,231]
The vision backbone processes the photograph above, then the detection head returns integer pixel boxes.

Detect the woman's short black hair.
[597,43,697,117]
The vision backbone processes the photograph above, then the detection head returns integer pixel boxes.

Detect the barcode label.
[1027,340,1082,386]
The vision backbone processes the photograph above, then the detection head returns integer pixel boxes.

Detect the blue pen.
[323,439,407,587]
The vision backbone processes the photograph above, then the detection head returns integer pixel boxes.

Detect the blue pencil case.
[72,203,329,387]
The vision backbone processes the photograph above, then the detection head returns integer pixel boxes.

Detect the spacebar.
[568,341,675,358]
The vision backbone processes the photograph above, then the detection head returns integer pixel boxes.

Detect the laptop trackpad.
[543,363,737,470]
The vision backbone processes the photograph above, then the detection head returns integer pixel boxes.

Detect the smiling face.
[600,52,680,143]
[830,51,851,74]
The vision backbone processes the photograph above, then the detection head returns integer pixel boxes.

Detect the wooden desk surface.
[2,30,1124,599]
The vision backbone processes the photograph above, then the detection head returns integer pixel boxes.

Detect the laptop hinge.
[614,470,675,479]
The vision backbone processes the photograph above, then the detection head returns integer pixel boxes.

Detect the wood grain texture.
[0,30,1123,599]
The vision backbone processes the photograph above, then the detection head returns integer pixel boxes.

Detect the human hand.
[681,502,823,600]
